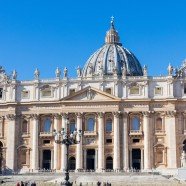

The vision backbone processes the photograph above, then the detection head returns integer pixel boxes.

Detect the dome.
[82,18,143,77]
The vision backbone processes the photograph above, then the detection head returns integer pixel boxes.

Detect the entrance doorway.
[106,156,113,169]
[132,149,141,170]
[42,150,51,169]
[69,157,76,170]
[86,149,95,170]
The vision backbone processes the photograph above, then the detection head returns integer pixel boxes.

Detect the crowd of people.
[16,181,36,186]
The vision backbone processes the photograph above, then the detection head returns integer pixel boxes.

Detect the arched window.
[69,157,76,170]
[106,156,113,169]
[22,120,28,133]
[106,118,112,132]
[44,118,51,132]
[87,118,95,131]
[131,116,140,130]
[156,118,162,131]
[69,119,76,133]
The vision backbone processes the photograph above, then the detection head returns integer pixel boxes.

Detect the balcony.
[22,132,30,138]
[129,130,143,136]
[155,130,165,135]
[39,132,53,137]
[84,131,97,136]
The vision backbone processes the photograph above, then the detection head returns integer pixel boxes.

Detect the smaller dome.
[82,18,143,77]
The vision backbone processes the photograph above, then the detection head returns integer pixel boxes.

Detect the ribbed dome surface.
[82,18,143,77]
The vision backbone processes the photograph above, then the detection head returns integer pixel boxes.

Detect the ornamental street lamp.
[53,124,82,186]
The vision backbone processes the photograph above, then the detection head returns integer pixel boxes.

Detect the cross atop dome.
[110,16,115,29]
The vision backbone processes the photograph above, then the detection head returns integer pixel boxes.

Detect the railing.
[39,132,53,137]
[84,131,97,136]
[155,130,165,135]
[129,130,143,135]
[22,132,30,137]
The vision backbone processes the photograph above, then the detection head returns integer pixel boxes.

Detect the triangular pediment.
[61,86,121,102]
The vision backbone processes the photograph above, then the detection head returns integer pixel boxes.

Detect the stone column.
[53,114,60,170]
[76,113,83,171]
[31,114,39,171]
[143,112,151,170]
[83,149,87,169]
[61,113,67,171]
[6,114,16,171]
[165,111,177,168]
[141,149,144,170]
[98,112,105,171]
[113,111,120,170]
[123,112,129,170]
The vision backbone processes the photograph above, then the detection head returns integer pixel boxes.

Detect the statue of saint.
[55,67,61,78]
[88,63,93,76]
[181,151,186,168]
[77,66,81,77]
[34,68,40,80]
[167,63,173,76]
[63,67,68,78]
[12,70,17,80]
[143,65,148,76]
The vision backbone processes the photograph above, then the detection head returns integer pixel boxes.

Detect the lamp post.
[53,124,82,186]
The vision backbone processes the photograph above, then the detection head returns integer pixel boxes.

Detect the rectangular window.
[43,140,50,144]
[21,90,29,99]
[105,88,111,94]
[133,139,140,143]
[106,139,112,143]
[41,89,52,97]
[69,89,76,95]
[0,88,3,99]
[154,87,162,95]
[130,86,140,95]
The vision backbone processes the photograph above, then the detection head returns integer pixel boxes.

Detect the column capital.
[122,111,129,117]
[61,112,68,119]
[53,113,61,120]
[6,114,16,121]
[142,111,150,117]
[113,111,121,118]
[75,112,83,118]
[165,111,176,117]
[0,116,4,122]
[97,112,104,118]
[30,114,39,120]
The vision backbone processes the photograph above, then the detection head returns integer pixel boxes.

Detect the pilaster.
[165,111,177,168]
[53,114,60,170]
[97,112,105,171]
[113,111,121,171]
[6,114,16,171]
[30,114,39,171]
[76,113,83,171]
[123,112,129,170]
[143,111,151,170]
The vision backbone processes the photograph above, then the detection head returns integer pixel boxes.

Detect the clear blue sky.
[0,0,186,80]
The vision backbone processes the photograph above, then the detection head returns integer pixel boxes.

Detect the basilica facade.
[0,19,186,173]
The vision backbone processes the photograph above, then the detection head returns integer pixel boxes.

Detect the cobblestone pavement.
[0,172,185,186]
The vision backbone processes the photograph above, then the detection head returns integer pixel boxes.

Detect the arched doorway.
[86,149,95,170]
[69,157,76,170]
[0,142,3,174]
[42,150,51,169]
[106,156,113,169]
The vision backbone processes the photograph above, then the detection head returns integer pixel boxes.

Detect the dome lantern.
[105,16,120,44]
